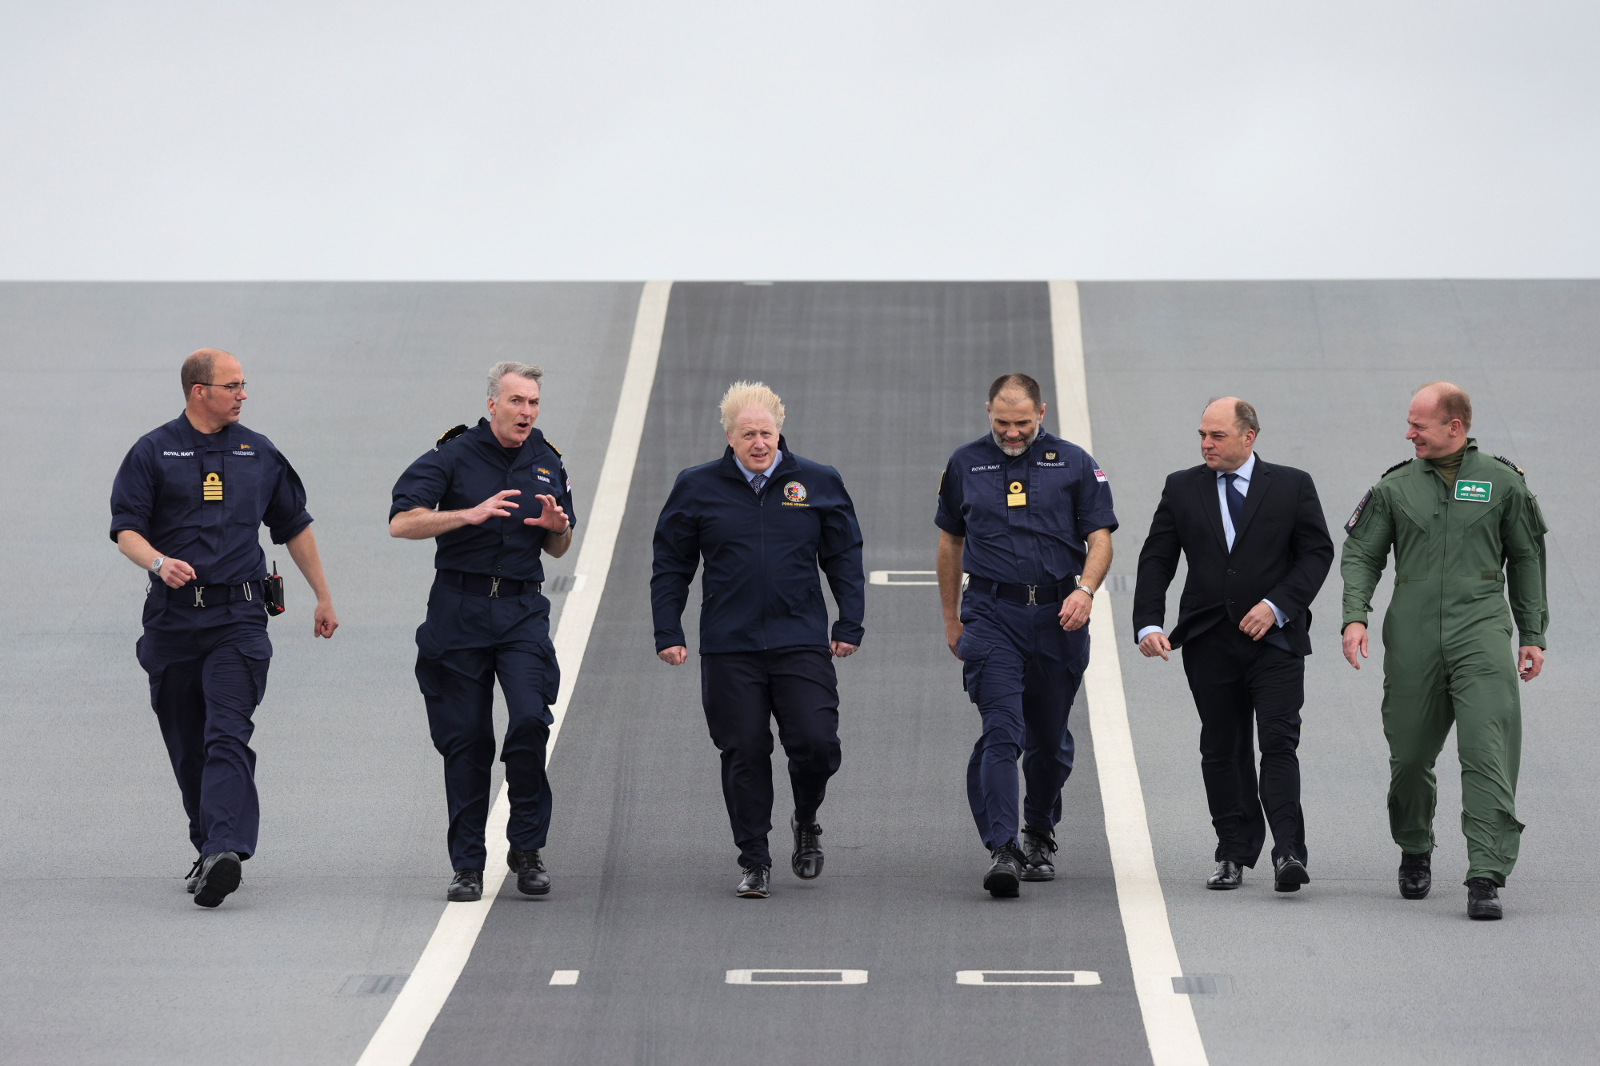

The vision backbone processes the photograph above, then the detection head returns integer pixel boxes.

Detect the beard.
[993,426,1039,456]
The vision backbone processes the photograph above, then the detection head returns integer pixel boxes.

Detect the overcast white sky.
[2,1,1596,279]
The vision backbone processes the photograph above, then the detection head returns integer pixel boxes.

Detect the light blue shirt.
[1137,451,1285,642]
[738,450,781,485]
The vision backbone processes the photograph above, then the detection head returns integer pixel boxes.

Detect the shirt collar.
[1218,451,1257,483]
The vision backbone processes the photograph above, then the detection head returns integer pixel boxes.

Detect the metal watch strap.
[150,556,165,573]
[1073,576,1094,598]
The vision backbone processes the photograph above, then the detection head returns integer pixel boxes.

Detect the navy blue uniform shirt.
[935,430,1118,585]
[652,438,866,654]
[110,414,311,630]
[390,420,577,583]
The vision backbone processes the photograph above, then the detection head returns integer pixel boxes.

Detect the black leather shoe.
[447,869,484,902]
[1399,849,1433,900]
[1273,855,1310,893]
[737,864,771,898]
[192,851,242,908]
[507,849,551,896]
[185,857,203,895]
[790,815,824,880]
[1206,860,1243,890]
[1466,877,1503,920]
[1020,825,1057,882]
[983,841,1024,898]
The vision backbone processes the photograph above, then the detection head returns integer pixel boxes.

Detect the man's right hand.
[1342,622,1369,669]
[1138,632,1171,661]
[658,645,688,666]
[944,619,963,659]
[157,557,197,588]
[464,489,522,525]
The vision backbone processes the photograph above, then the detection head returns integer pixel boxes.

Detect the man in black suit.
[1133,398,1333,892]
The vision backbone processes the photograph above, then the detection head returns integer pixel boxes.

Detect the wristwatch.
[150,556,165,574]
[1072,575,1095,599]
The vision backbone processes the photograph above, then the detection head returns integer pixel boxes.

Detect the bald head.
[1406,381,1471,458]
[181,348,238,398]
[181,348,247,433]
[1198,396,1259,472]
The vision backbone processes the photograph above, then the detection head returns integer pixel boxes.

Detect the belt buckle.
[489,577,501,598]
[193,586,205,608]
[1026,584,1037,606]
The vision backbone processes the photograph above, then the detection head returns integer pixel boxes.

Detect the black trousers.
[701,647,842,868]
[1181,623,1307,867]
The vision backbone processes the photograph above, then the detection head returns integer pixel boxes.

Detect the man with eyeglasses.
[390,362,576,902]
[110,348,339,908]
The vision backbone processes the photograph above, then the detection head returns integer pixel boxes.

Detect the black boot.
[1399,849,1433,900]
[1466,877,1503,920]
[1020,825,1057,882]
[448,869,484,902]
[508,849,551,896]
[983,841,1024,898]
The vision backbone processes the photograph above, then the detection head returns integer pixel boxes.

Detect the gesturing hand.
[526,494,571,533]
[1139,632,1171,661]
[1342,622,1368,669]
[464,489,521,525]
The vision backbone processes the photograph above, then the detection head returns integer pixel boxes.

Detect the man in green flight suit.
[1340,381,1548,921]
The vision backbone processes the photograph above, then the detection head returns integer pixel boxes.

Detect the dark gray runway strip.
[415,283,1153,1066]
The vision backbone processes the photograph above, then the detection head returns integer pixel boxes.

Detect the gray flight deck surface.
[0,280,1595,1065]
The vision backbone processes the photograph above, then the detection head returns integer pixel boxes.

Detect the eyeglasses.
[197,381,248,396]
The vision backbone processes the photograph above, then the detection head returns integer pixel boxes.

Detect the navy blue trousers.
[415,585,558,871]
[136,621,272,859]
[701,647,842,868]
[957,591,1088,851]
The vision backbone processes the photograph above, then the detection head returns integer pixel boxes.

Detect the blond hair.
[719,381,785,434]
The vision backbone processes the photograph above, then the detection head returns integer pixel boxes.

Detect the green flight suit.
[1340,440,1548,886]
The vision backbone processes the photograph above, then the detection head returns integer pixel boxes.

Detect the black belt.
[966,575,1075,606]
[436,569,540,598]
[163,580,265,608]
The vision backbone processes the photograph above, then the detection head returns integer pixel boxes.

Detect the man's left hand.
[1239,602,1278,641]
[831,641,858,658]
[314,598,338,639]
[526,494,571,533]
[1518,646,1544,681]
[1059,589,1092,631]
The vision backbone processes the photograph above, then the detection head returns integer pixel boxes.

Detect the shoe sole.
[1468,903,1502,920]
[1207,880,1241,890]
[1274,864,1311,893]
[737,888,771,899]
[984,870,1021,898]
[1399,883,1431,900]
[1020,867,1055,882]
[517,881,551,896]
[447,890,483,902]
[193,855,241,909]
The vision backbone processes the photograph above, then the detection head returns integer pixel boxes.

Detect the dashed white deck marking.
[549,971,580,986]
[725,969,870,985]
[353,282,673,1066]
[1050,279,1210,1066]
[956,970,1102,986]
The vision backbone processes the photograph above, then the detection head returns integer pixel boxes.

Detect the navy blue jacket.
[110,414,312,630]
[390,420,577,584]
[935,430,1118,586]
[652,439,866,654]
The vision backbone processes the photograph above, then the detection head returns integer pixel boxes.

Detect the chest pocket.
[223,451,268,525]
[1029,465,1081,532]
[962,469,1009,532]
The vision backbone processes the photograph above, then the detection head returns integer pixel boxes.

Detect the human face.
[728,407,779,473]
[987,392,1043,456]
[487,374,540,447]
[1198,399,1255,472]
[187,354,247,432]
[1405,390,1466,458]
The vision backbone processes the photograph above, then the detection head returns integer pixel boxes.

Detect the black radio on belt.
[263,561,286,617]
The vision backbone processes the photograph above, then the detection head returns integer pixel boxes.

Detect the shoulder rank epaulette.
[1493,454,1526,476]
[545,439,562,457]
[1382,458,1414,477]
[435,424,469,450]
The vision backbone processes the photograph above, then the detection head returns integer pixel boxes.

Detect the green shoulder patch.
[1492,454,1526,477]
[1381,458,1414,477]
[435,424,469,450]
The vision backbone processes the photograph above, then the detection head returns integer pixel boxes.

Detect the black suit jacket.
[1132,457,1333,656]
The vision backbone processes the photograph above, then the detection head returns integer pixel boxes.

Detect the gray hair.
[488,361,543,399]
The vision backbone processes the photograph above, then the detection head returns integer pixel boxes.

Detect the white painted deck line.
[1049,279,1210,1066]
[352,281,673,1066]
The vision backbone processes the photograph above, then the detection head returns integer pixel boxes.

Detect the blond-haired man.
[652,382,865,898]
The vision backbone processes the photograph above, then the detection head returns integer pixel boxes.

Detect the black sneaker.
[983,841,1024,898]
[1466,877,1503,920]
[507,849,551,896]
[1020,825,1057,881]
[185,857,203,895]
[192,851,242,909]
[1399,848,1433,900]
[737,864,772,898]
[790,814,824,880]
[448,869,484,902]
